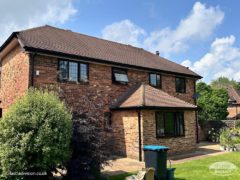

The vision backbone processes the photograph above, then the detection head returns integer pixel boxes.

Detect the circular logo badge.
[209,161,238,176]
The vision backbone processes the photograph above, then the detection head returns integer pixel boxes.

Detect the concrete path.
[102,142,229,176]
[168,142,229,164]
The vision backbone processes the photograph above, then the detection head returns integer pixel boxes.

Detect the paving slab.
[102,142,229,176]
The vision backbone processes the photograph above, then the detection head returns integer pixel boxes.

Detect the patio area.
[102,142,229,176]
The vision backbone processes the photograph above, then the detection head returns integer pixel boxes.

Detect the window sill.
[156,135,185,139]
[176,91,186,94]
[112,81,128,86]
[58,80,89,85]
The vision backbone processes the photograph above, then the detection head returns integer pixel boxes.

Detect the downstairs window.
[156,111,185,137]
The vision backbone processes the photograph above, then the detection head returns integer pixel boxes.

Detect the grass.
[108,152,240,180]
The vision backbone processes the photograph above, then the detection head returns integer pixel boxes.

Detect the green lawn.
[109,152,240,180]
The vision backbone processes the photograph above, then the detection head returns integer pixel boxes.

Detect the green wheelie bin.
[144,145,169,180]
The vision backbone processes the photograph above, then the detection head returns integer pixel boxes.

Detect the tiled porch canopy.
[111,84,197,110]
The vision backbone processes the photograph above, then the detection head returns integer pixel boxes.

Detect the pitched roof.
[227,86,240,104]
[111,84,197,110]
[0,25,201,78]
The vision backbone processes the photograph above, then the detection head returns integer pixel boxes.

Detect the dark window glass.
[175,112,184,136]
[156,112,164,136]
[104,112,112,129]
[59,61,68,80]
[58,60,88,82]
[165,113,175,136]
[112,68,129,84]
[156,112,185,137]
[149,73,161,88]
[176,77,186,93]
[69,62,78,81]
[80,63,88,82]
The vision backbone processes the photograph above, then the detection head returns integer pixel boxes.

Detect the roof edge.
[110,83,142,109]
[110,106,198,111]
[0,32,19,52]
[24,46,202,79]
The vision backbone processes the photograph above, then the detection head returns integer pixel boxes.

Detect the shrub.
[0,89,72,178]
[220,128,240,149]
[65,112,107,180]
[219,128,231,147]
[236,121,240,128]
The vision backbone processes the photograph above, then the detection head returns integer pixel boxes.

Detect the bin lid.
[143,145,169,151]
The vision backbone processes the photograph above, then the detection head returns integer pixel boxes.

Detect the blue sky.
[1,0,240,82]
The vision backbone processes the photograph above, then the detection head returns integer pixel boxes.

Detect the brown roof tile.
[111,84,197,109]
[1,25,201,78]
[228,86,240,104]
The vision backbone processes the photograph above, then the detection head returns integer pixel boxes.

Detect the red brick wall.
[142,110,197,157]
[33,55,196,112]
[32,55,197,157]
[162,75,195,104]
[0,50,197,158]
[0,45,30,112]
[111,110,140,159]
[227,106,240,118]
[111,110,197,160]
[33,55,149,117]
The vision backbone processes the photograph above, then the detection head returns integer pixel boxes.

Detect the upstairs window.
[176,77,186,93]
[58,60,89,82]
[156,112,184,137]
[59,61,68,81]
[80,64,88,82]
[149,73,161,88]
[112,68,129,84]
[69,62,78,81]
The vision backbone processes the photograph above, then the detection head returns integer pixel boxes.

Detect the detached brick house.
[227,86,240,119]
[0,25,201,161]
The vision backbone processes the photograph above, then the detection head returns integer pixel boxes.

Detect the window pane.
[150,73,161,87]
[156,112,164,137]
[175,112,184,136]
[114,73,129,82]
[157,74,161,87]
[69,62,78,81]
[165,113,175,136]
[113,68,129,83]
[150,74,157,86]
[176,77,185,93]
[59,61,68,80]
[80,63,88,82]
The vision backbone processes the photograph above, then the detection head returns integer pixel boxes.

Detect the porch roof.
[110,84,197,110]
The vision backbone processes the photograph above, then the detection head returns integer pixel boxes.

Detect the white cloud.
[181,35,240,82]
[0,0,77,44]
[102,19,146,47]
[144,2,224,55]
[101,2,224,56]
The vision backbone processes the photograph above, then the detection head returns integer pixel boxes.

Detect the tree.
[197,82,229,121]
[0,89,72,179]
[210,77,240,90]
[65,112,107,180]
